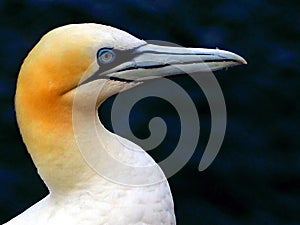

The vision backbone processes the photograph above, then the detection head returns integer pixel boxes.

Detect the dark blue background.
[0,0,299,224]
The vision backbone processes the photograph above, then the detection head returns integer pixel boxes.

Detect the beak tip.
[215,49,247,67]
[226,51,247,66]
[240,57,247,65]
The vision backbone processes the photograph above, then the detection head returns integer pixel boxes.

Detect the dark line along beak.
[95,43,247,82]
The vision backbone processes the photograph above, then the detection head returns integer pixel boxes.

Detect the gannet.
[5,23,246,225]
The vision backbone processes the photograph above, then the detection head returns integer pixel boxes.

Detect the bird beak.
[84,43,247,84]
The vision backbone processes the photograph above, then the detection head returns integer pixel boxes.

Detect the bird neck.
[15,84,163,195]
[15,89,95,194]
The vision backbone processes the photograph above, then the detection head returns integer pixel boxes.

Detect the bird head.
[17,23,246,111]
[15,23,246,190]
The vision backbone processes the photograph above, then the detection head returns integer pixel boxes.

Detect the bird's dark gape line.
[108,76,133,82]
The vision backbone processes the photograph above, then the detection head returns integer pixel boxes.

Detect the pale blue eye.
[97,48,115,64]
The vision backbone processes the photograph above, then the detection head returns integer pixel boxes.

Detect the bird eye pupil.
[97,48,115,64]
[103,52,111,60]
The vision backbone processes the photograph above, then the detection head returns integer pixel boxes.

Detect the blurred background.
[0,0,299,224]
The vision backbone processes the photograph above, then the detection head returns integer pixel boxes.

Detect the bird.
[4,23,246,225]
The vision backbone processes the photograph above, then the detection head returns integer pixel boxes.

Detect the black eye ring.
[97,48,115,64]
